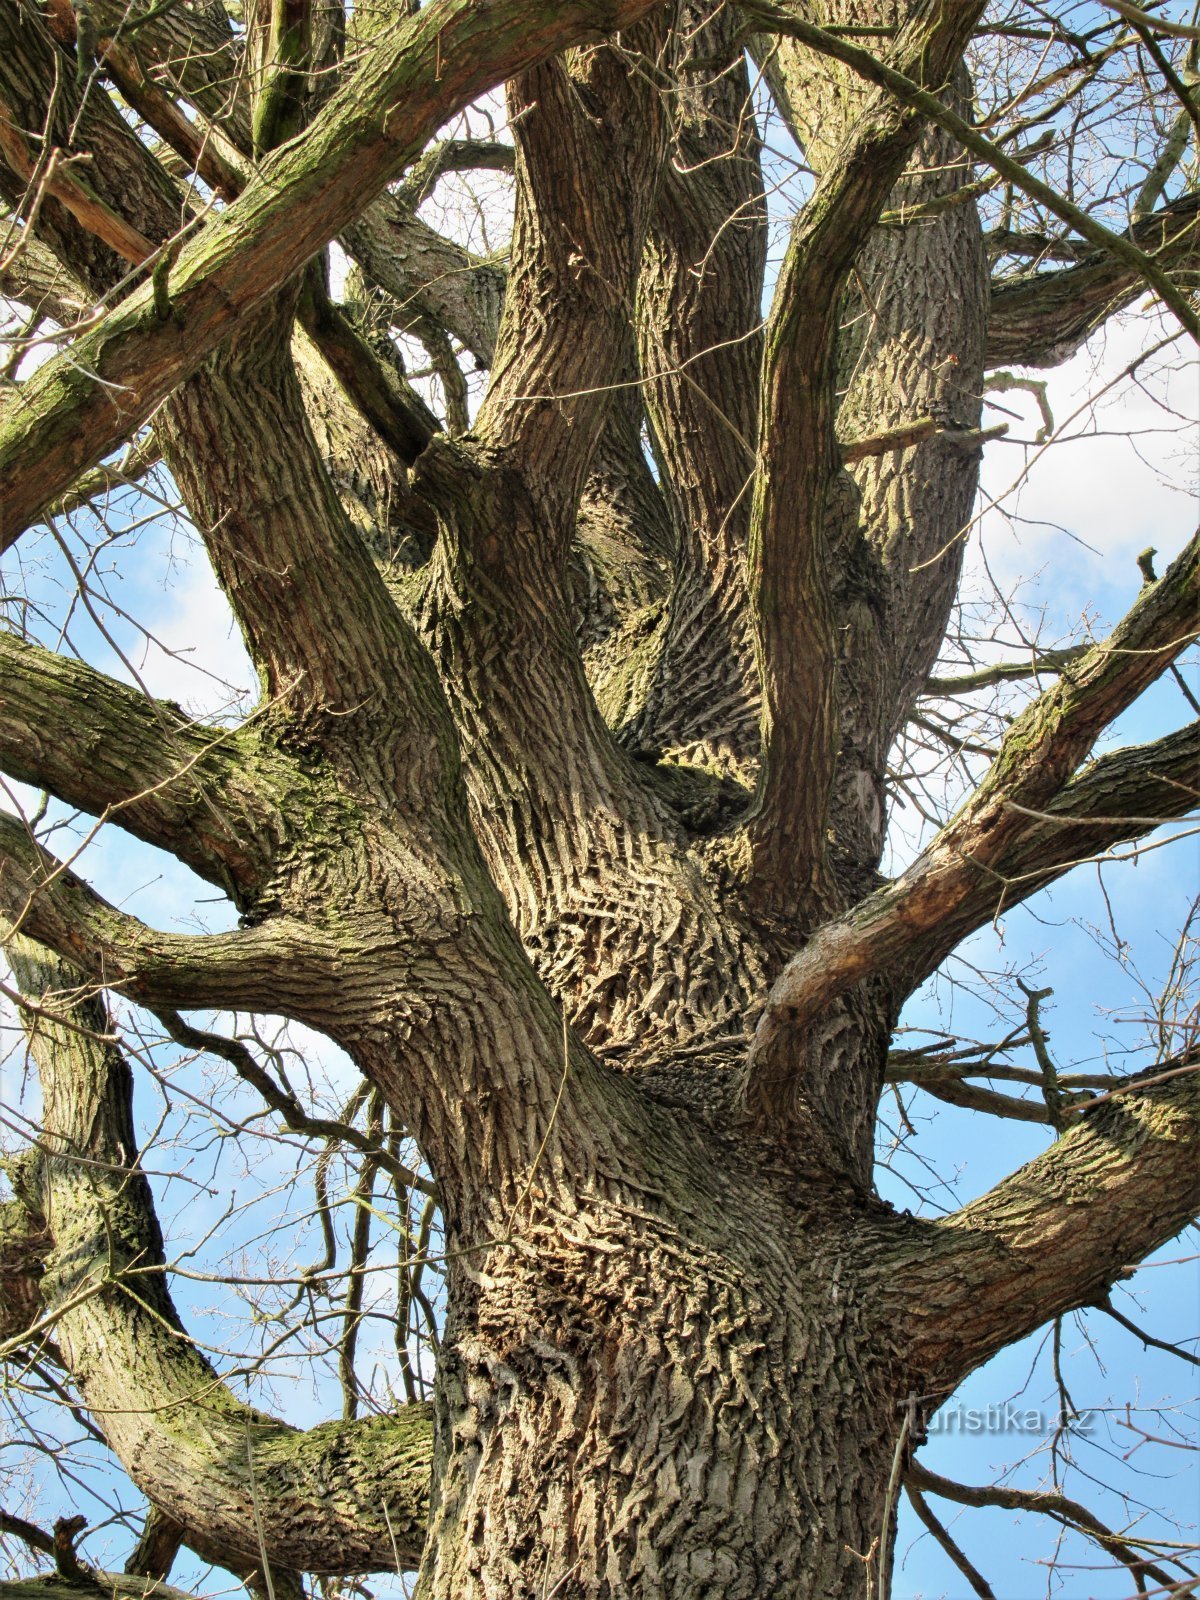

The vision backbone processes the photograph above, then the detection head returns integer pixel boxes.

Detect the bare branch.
[895,1060,1200,1386]
[746,1,1200,339]
[905,1485,996,1599]
[906,1461,1189,1591]
[4,935,433,1574]
[0,0,668,542]
[0,815,326,1014]
[988,191,1200,368]
[0,632,290,897]
[924,645,1088,695]
[743,0,990,919]
[744,534,1199,1105]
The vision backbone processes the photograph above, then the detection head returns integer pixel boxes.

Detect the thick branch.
[988,190,1200,368]
[743,0,987,919]
[746,3,1199,339]
[343,199,507,370]
[0,816,327,1014]
[743,535,1200,1111]
[475,23,669,530]
[0,223,90,325]
[0,0,666,542]
[0,2,182,303]
[154,299,448,724]
[629,0,766,769]
[893,1062,1200,1385]
[0,632,290,898]
[0,1576,201,1600]
[4,936,432,1572]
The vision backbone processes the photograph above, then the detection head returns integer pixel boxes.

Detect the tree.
[0,0,1197,1593]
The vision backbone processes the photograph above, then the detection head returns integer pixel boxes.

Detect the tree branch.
[743,0,989,919]
[0,1580,202,1600]
[0,0,667,543]
[987,190,1200,368]
[4,935,433,1574]
[743,534,1199,1109]
[0,815,325,1014]
[924,645,1088,695]
[0,1196,49,1346]
[342,198,507,370]
[746,3,1200,339]
[895,1059,1200,1386]
[475,21,670,532]
[0,632,290,898]
[906,1461,1188,1590]
[904,1485,995,1599]
[628,0,766,769]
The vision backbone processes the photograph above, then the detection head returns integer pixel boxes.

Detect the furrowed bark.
[628,0,766,773]
[0,0,668,542]
[758,17,989,896]
[0,1197,48,1346]
[80,0,252,143]
[748,3,1199,339]
[3,2,1196,1592]
[0,0,184,295]
[343,200,507,372]
[0,220,90,325]
[0,632,292,899]
[406,23,777,1073]
[475,19,671,530]
[0,0,419,555]
[152,300,449,725]
[3,935,433,1573]
[415,438,769,1070]
[743,0,987,924]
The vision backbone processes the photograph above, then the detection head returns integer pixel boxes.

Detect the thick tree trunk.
[419,1122,902,1600]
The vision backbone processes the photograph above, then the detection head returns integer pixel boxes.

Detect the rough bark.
[625,2,767,775]
[0,0,669,538]
[2,1,1198,1595]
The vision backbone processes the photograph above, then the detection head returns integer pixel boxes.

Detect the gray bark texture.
[0,0,1197,1595]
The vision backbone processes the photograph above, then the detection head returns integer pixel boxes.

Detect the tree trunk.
[419,1116,903,1600]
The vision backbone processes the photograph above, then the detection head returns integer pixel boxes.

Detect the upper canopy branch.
[626,0,767,767]
[743,0,989,919]
[987,189,1200,368]
[742,533,1199,1112]
[475,20,670,534]
[744,1,1200,341]
[0,0,667,542]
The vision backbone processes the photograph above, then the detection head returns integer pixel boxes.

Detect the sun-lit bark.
[1,0,1197,1593]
